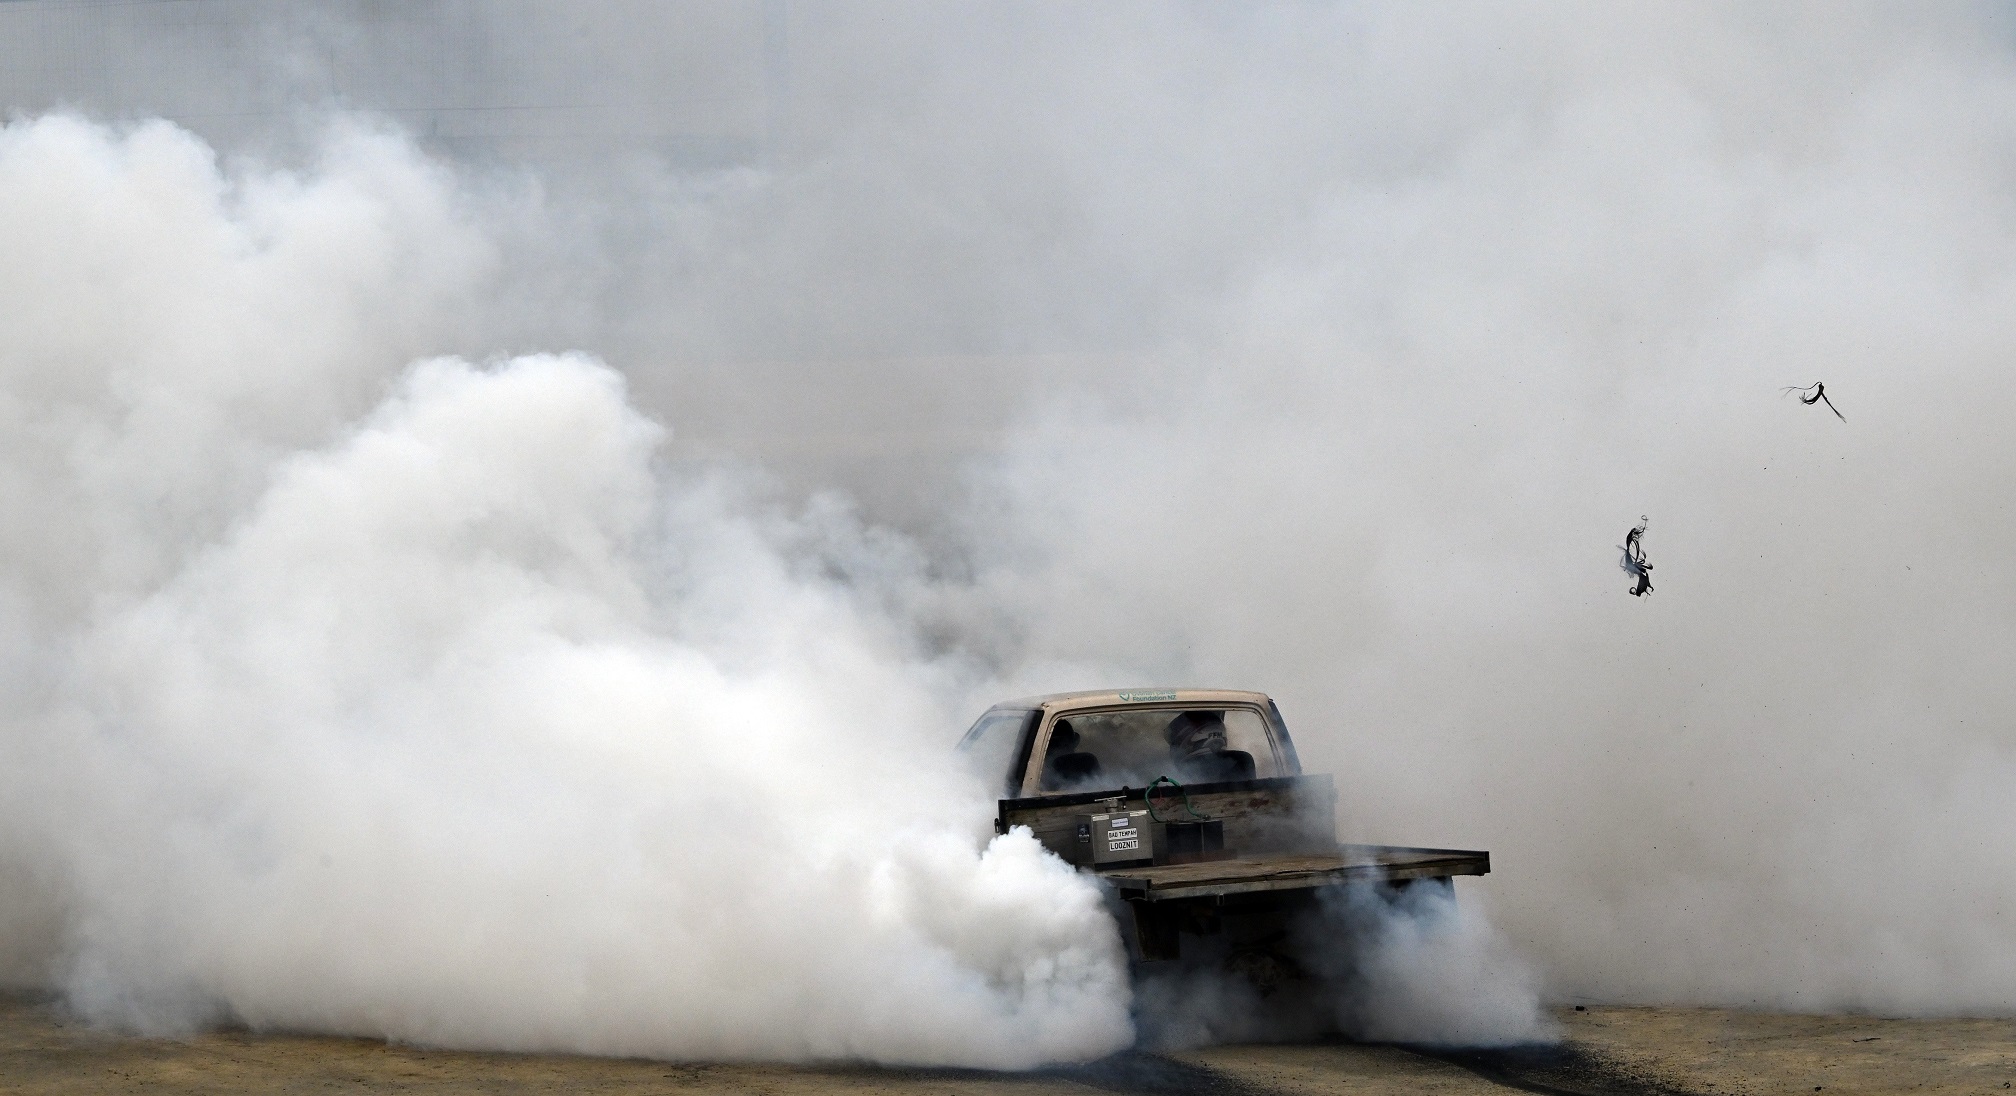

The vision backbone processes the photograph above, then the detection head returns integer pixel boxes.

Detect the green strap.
[1146,775,1209,822]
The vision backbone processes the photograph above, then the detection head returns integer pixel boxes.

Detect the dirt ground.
[3,995,2013,1096]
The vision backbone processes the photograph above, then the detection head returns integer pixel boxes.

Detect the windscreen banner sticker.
[1116,690,1176,702]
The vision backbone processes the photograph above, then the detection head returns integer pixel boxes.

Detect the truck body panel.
[997,774,1340,862]
[1101,846,1492,901]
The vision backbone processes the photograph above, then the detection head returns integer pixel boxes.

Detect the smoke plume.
[4,0,2016,1060]
[0,115,1129,1066]
[1307,885,1553,1047]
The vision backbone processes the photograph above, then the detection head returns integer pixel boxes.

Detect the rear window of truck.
[1037,706,1276,793]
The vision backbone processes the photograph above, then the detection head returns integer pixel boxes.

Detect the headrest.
[1164,709,1227,744]
[1046,721,1081,754]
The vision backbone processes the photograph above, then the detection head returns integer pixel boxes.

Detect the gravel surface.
[4,997,2011,1095]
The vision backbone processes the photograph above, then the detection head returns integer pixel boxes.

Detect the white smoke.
[941,3,2016,1018]
[9,0,2016,1058]
[0,115,1130,1066]
[1307,885,1553,1048]
[1127,885,1550,1050]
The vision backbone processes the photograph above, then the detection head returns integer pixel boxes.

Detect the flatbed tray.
[1098,844,1489,901]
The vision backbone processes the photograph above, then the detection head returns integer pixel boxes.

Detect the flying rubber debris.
[1782,381,1845,421]
[1621,516,1653,598]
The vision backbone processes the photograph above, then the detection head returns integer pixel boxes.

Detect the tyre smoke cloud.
[927,5,2016,1015]
[1131,884,1551,1050]
[2,0,2016,1053]
[0,115,1130,1065]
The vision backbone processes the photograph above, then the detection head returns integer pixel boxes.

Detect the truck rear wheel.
[1223,945,1303,998]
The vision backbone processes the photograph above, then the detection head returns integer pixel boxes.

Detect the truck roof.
[993,688,1273,712]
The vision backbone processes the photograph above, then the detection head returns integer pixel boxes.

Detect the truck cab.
[959,689,1300,799]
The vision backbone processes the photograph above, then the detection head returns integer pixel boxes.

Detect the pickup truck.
[959,689,1489,966]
